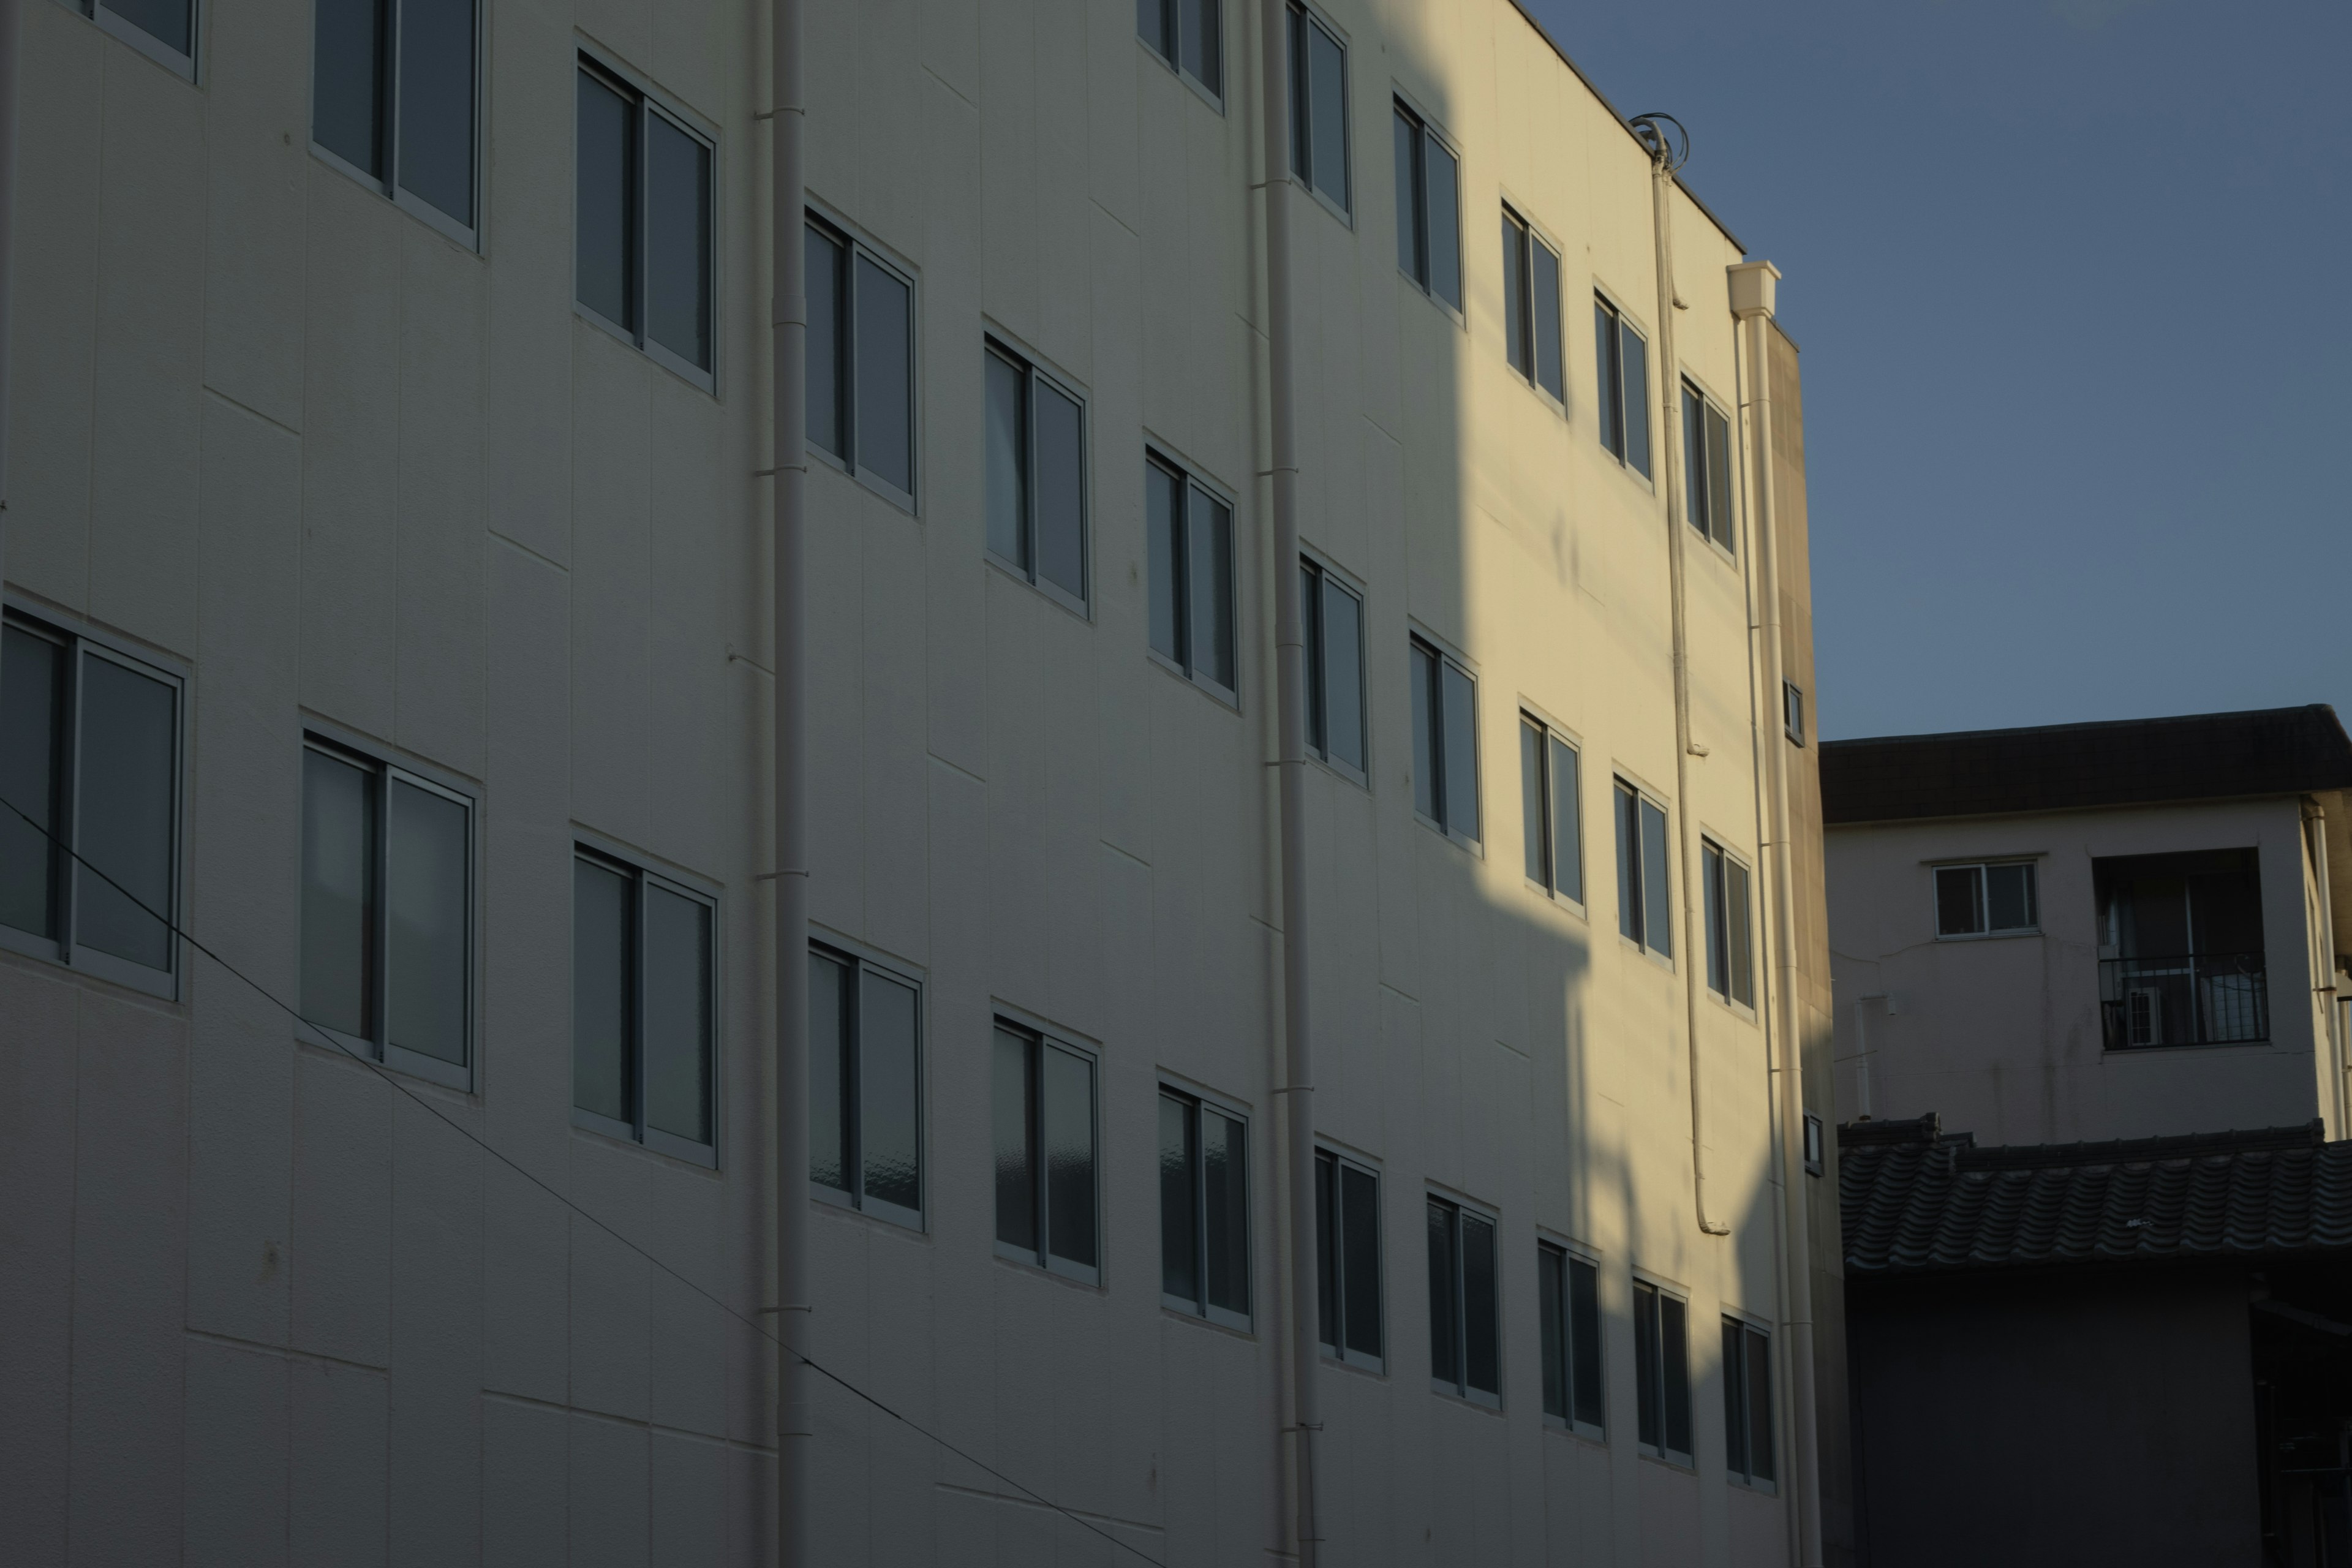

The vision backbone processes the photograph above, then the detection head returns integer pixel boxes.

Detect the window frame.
[1519,709,1584,909]
[1315,1145,1385,1373]
[804,207,920,512]
[296,721,478,1091]
[1537,1238,1606,1441]
[1721,1314,1777,1491]
[1300,549,1368,785]
[309,0,483,248]
[993,1017,1103,1286]
[984,334,1091,617]
[1425,1190,1502,1409]
[1679,377,1737,558]
[1158,1080,1253,1332]
[1632,1275,1695,1467]
[572,49,720,392]
[1145,447,1242,707]
[1391,96,1461,315]
[1782,681,1806,747]
[569,835,723,1168]
[1285,0,1352,223]
[1700,836,1755,1011]
[1932,858,2041,940]
[64,0,199,81]
[1409,631,1480,850]
[1614,775,1673,962]
[0,600,189,1004]
[1593,290,1654,483]
[806,938,925,1226]
[1802,1113,1825,1177]
[1136,0,1224,108]
[1501,203,1566,405]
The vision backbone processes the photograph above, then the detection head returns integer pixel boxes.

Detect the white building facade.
[0,0,1844,1563]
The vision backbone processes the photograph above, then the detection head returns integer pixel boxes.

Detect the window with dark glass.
[1301,556,1366,776]
[1502,207,1564,401]
[1934,859,2040,940]
[1520,714,1582,903]
[1803,1113,1825,1177]
[1539,1243,1605,1436]
[1702,840,1754,1008]
[1681,382,1736,555]
[572,850,717,1161]
[805,216,916,500]
[1137,0,1219,99]
[1782,681,1806,746]
[994,1023,1099,1281]
[1633,1278,1693,1463]
[1615,779,1671,957]
[986,342,1088,609]
[1147,454,1237,698]
[1286,2,1349,213]
[1392,104,1460,310]
[1410,636,1478,844]
[575,61,715,379]
[1160,1088,1250,1327]
[0,611,183,1000]
[1722,1317,1775,1488]
[313,0,477,235]
[1427,1195,1499,1406]
[1316,1148,1383,1368]
[1594,295,1652,477]
[299,736,471,1087]
[2095,849,2266,1049]
[807,947,922,1220]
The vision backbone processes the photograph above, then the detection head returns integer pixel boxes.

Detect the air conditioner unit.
[2125,987,2164,1047]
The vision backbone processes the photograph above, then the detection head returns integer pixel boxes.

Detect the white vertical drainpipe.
[769,0,810,1561]
[1645,145,1730,1240]
[1257,2,1321,1564]
[1730,257,1826,1568]
[2304,802,2343,1133]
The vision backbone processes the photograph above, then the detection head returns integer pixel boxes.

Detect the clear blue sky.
[1523,0,2352,741]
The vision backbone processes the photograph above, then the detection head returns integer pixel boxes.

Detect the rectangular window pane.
[386,780,467,1063]
[1550,737,1581,904]
[854,257,914,494]
[1316,1150,1339,1348]
[0,627,62,940]
[1937,865,1985,936]
[1341,1163,1381,1359]
[398,0,477,225]
[75,656,176,972]
[1137,0,1170,59]
[1181,0,1219,92]
[1521,719,1547,886]
[1570,1257,1604,1428]
[1539,1247,1567,1419]
[1987,862,2035,931]
[646,115,713,372]
[573,859,633,1121]
[1425,137,1460,311]
[992,1028,1036,1250]
[110,0,192,57]
[644,886,712,1144]
[1683,388,1707,532]
[1704,843,1727,997]
[1747,1327,1776,1482]
[313,0,385,176]
[1189,489,1234,689]
[1306,17,1348,210]
[1463,1213,1498,1396]
[1595,301,1623,457]
[1392,111,1419,282]
[1286,7,1309,184]
[1147,463,1183,662]
[576,72,636,329]
[1640,799,1672,958]
[1034,380,1087,601]
[1616,783,1641,943]
[1411,643,1438,821]
[1634,1282,1660,1448]
[1160,1095,1199,1303]
[1728,861,1753,1007]
[858,970,920,1212]
[1722,1319,1747,1478]
[1662,1292,1692,1457]
[1204,1109,1248,1316]
[1622,323,1651,478]
[1043,1044,1097,1268]
[301,750,375,1038]
[1531,239,1562,398]
[1441,660,1477,840]
[1302,566,1325,755]
[809,953,850,1193]
[805,226,845,458]
[1502,216,1528,377]
[1427,1200,1459,1387]
[1706,404,1735,552]
[985,353,1027,567]
[1322,579,1364,771]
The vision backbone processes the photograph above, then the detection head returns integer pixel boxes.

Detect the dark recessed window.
[1681,382,1736,555]
[1411,636,1479,845]
[1722,1317,1776,1488]
[1159,1087,1250,1328]
[2096,849,2266,1049]
[1316,1148,1384,1369]
[1137,0,1220,99]
[808,946,923,1223]
[1594,295,1652,478]
[1802,1114,1825,1177]
[1783,681,1806,746]
[1502,206,1564,401]
[576,60,716,380]
[806,217,916,503]
[986,342,1088,609]
[1286,3,1349,214]
[1702,839,1754,1008]
[314,0,478,237]
[1147,454,1237,698]
[572,850,718,1163]
[1520,714,1582,903]
[1539,1243,1605,1436]
[1427,1194,1500,1406]
[1615,779,1672,958]
[994,1022,1099,1283]
[1935,860,2039,939]
[1302,557,1366,777]
[1392,104,1460,310]
[1633,1278,1693,1464]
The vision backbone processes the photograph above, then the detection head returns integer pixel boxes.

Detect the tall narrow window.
[571,850,718,1163]
[1147,454,1237,698]
[1502,208,1564,401]
[0,612,183,1000]
[986,342,1089,608]
[1409,636,1479,844]
[1137,0,1220,99]
[1520,714,1583,903]
[1681,383,1736,554]
[575,61,716,380]
[1539,1243,1605,1436]
[315,0,477,235]
[995,1023,1099,1282]
[805,217,916,502]
[1782,682,1806,746]
[1594,295,1652,477]
[1392,104,1460,311]
[1427,1196,1500,1406]
[1702,840,1754,1007]
[1286,3,1349,213]
[299,736,472,1086]
[1722,1318,1776,1487]
[1160,1088,1251,1327]
[1615,779,1671,957]
[1301,557,1366,776]
[807,948,923,1222]
[1633,1279,1693,1463]
[1316,1148,1384,1368]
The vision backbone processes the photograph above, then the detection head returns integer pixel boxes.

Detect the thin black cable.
[0,791,1166,1568]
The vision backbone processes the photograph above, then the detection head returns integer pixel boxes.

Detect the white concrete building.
[0,0,1846,1563]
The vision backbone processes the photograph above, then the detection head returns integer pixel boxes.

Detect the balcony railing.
[2099,952,2267,1049]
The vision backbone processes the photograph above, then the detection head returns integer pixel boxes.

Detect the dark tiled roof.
[1839,1115,2352,1277]
[1820,705,2352,825]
